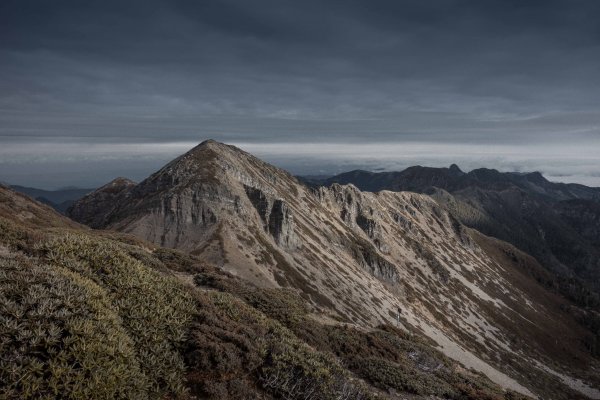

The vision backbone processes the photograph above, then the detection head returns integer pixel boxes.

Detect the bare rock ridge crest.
[321,162,600,306]
[67,139,600,399]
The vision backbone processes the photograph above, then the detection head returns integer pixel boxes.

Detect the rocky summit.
[65,140,600,399]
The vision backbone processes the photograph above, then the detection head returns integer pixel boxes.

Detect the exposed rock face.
[267,199,296,248]
[350,238,399,283]
[68,140,600,399]
[245,185,297,248]
[244,185,271,224]
[324,166,600,296]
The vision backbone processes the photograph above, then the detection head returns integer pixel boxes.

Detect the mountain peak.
[199,138,218,145]
[449,163,464,175]
[94,177,136,195]
[64,141,600,399]
[172,140,247,170]
[105,177,135,187]
[525,171,548,184]
[190,139,232,153]
[66,177,136,228]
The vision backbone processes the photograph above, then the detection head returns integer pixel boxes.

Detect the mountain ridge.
[66,140,600,399]
[1,182,546,400]
[322,166,600,302]
[321,166,600,200]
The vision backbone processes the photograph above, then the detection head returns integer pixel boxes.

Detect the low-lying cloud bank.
[2,138,599,189]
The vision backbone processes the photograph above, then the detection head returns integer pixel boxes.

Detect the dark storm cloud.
[1,0,600,187]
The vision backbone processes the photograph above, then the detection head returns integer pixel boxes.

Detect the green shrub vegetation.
[0,219,194,399]
[1,254,148,399]
[185,290,375,399]
[36,233,196,398]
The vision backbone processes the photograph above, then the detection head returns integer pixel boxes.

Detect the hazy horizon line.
[2,138,599,190]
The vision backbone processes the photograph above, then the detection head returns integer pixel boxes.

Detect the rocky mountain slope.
[1,184,538,400]
[322,167,600,304]
[66,177,135,227]
[67,140,600,399]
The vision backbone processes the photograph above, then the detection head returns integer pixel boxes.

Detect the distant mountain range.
[9,185,94,213]
[314,165,600,201]
[314,166,600,309]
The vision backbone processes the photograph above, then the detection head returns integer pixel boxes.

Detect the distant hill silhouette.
[10,184,95,213]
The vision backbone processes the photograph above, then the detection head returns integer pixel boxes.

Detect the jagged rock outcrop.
[267,199,296,248]
[350,238,399,283]
[244,185,271,224]
[244,185,297,248]
[67,140,600,399]
[324,166,600,296]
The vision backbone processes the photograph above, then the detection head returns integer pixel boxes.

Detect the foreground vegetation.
[0,219,193,399]
[0,202,531,399]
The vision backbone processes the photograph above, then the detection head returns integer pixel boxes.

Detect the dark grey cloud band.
[1,0,599,187]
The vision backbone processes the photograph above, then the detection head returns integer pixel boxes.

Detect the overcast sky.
[1,0,600,189]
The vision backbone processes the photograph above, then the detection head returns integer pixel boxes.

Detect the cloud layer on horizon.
[1,139,599,189]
